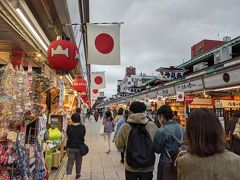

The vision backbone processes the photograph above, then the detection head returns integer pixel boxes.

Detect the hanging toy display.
[0,64,15,140]
[0,65,30,130]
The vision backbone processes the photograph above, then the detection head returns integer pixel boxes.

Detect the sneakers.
[120,159,124,164]
[76,175,81,179]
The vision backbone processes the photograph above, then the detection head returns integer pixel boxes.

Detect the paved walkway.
[50,117,158,180]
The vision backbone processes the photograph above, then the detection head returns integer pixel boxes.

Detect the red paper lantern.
[86,99,91,107]
[165,98,172,104]
[80,91,88,99]
[11,49,23,67]
[48,40,79,71]
[92,89,99,94]
[185,96,194,103]
[72,78,87,92]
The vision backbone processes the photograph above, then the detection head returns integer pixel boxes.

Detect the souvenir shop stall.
[0,63,52,180]
[152,94,186,126]
[214,96,240,135]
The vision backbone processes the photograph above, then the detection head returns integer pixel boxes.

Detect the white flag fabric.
[177,92,184,102]
[91,72,106,89]
[87,23,120,65]
[91,88,100,100]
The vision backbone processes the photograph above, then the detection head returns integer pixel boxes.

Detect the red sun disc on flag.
[95,33,114,54]
[178,94,183,99]
[94,76,103,85]
[93,89,98,94]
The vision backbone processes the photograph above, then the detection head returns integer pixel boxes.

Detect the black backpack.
[126,122,155,168]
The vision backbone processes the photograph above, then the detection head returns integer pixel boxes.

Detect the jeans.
[66,148,83,175]
[125,170,153,180]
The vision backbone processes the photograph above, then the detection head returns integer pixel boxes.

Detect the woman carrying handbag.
[66,113,88,180]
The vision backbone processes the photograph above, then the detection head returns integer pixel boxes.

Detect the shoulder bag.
[69,125,89,156]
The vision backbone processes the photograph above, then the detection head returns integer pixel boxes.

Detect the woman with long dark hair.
[177,108,240,180]
[103,110,115,153]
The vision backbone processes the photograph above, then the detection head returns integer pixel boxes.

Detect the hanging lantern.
[86,99,91,107]
[165,98,172,104]
[185,96,194,104]
[80,91,88,99]
[92,89,99,94]
[72,77,87,92]
[82,95,88,102]
[47,40,79,72]
[11,49,23,68]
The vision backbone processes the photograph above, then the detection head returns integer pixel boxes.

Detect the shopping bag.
[100,125,104,136]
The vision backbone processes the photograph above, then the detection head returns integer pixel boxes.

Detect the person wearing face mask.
[153,105,185,180]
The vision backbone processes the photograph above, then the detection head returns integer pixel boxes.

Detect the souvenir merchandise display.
[48,127,62,144]
[0,63,52,179]
[0,135,43,179]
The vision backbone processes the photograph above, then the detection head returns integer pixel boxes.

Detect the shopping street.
[0,0,240,179]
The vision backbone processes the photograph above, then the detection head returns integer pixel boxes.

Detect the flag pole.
[63,22,124,26]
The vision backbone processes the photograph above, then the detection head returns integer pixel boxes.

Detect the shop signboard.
[204,69,240,89]
[191,98,213,105]
[215,100,240,108]
[161,86,175,96]
[175,79,204,92]
[156,67,187,81]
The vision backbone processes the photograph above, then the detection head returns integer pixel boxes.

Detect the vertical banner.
[59,79,65,107]
[77,93,81,108]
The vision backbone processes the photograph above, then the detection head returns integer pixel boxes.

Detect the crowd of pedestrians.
[64,101,240,180]
[113,101,240,180]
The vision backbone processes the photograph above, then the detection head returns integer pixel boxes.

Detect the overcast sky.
[90,0,240,97]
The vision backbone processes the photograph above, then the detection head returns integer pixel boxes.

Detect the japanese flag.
[177,92,184,102]
[91,72,106,89]
[87,23,120,65]
[91,88,100,100]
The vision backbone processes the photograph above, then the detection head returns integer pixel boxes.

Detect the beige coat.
[178,151,240,180]
[115,113,158,172]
